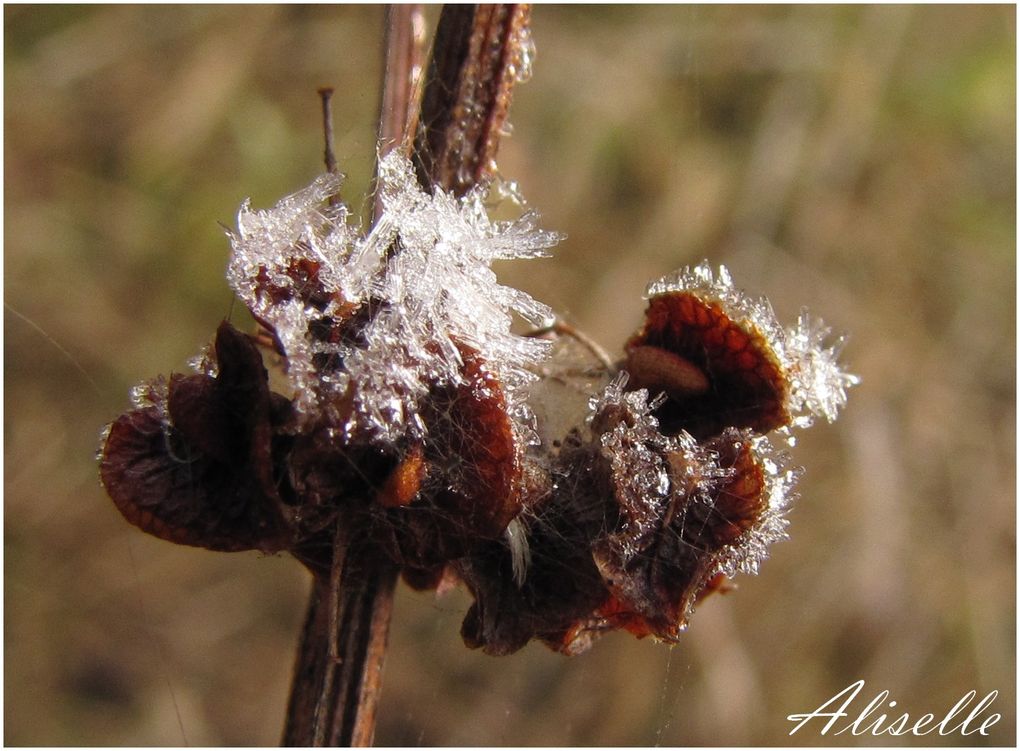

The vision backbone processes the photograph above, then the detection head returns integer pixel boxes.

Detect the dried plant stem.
[315,550,398,746]
[312,10,427,740]
[378,5,426,159]
[415,4,532,195]
[282,6,425,747]
[283,4,532,746]
[318,87,339,175]
[282,558,398,746]
[373,4,427,219]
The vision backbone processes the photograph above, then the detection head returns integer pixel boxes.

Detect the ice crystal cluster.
[99,160,857,658]
[227,151,561,445]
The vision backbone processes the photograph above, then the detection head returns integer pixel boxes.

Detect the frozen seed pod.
[624,262,858,438]
[455,377,798,656]
[100,150,855,666]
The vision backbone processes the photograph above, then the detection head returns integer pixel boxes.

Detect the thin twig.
[318,87,339,175]
[311,523,349,745]
[373,4,427,219]
[526,319,618,373]
[282,580,329,746]
[377,5,426,160]
[338,563,398,746]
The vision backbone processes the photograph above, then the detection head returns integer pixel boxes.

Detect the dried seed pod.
[602,427,794,640]
[99,321,293,553]
[626,289,787,438]
[562,384,797,651]
[625,262,857,438]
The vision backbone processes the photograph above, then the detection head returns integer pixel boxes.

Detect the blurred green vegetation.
[5,5,1014,746]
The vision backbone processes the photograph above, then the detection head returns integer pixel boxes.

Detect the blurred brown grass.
[4,5,1015,746]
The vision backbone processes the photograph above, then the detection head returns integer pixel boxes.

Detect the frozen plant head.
[100,164,857,660]
[456,375,804,656]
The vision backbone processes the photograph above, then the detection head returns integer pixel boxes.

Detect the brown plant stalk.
[282,5,532,746]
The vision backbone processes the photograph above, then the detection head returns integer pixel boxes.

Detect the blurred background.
[5,5,1014,746]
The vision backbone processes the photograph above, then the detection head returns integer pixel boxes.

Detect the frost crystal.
[647,261,859,429]
[226,152,563,445]
[785,312,861,426]
[128,375,168,411]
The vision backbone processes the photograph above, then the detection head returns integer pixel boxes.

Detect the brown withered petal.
[99,321,292,552]
[625,292,789,438]
[370,344,525,574]
[457,503,609,656]
[423,344,522,538]
[581,427,781,646]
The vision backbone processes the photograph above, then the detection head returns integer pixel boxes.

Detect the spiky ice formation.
[226,152,563,445]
